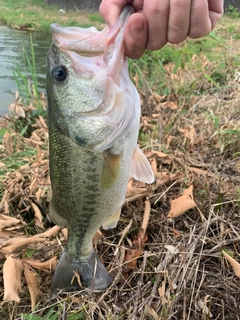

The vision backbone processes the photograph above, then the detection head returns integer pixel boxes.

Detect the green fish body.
[46,5,154,297]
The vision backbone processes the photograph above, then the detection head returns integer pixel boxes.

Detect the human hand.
[100,0,224,59]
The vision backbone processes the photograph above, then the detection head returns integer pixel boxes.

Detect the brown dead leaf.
[151,157,157,175]
[31,202,44,229]
[124,247,142,271]
[61,227,68,238]
[0,162,6,169]
[161,100,178,110]
[172,228,182,238]
[124,199,150,271]
[0,225,61,253]
[155,171,185,188]
[0,214,22,231]
[22,256,58,273]
[144,150,170,159]
[24,265,41,311]
[166,135,175,149]
[125,187,148,202]
[145,305,159,320]
[141,198,151,234]
[179,125,196,146]
[189,167,213,177]
[167,185,196,218]
[3,255,23,303]
[8,103,25,118]
[93,230,103,250]
[3,131,13,155]
[222,251,240,277]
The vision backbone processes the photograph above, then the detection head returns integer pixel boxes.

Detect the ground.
[0,12,240,320]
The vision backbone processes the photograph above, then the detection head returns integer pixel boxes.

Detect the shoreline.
[0,0,105,34]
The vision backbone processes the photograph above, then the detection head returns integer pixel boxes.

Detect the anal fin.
[49,200,67,227]
[130,146,154,184]
[102,208,121,229]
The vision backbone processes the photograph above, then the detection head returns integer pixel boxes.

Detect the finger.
[188,0,222,38]
[143,0,170,51]
[99,0,131,26]
[167,0,191,44]
[124,13,147,59]
[208,0,224,29]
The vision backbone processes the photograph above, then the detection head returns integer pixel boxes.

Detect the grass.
[13,34,40,107]
[0,0,105,33]
[128,30,228,97]
[0,9,240,320]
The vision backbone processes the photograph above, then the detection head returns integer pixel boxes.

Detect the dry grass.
[0,15,240,320]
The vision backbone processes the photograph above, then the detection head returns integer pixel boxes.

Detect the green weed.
[89,14,105,24]
[128,31,227,97]
[13,34,41,108]
[21,306,86,320]
[226,5,240,19]
[21,307,59,320]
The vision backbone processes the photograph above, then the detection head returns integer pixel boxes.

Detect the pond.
[0,25,51,115]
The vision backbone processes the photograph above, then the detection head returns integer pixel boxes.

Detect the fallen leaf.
[0,162,6,169]
[166,135,174,149]
[171,228,182,238]
[144,150,170,159]
[3,255,23,303]
[179,125,196,146]
[141,198,151,234]
[222,251,240,277]
[151,157,157,175]
[189,167,213,177]
[31,202,45,229]
[165,245,179,254]
[0,214,22,231]
[161,100,178,110]
[22,256,58,273]
[167,185,196,218]
[155,171,185,187]
[0,225,61,253]
[61,228,68,238]
[124,199,150,271]
[197,297,213,318]
[93,230,103,250]
[24,265,41,311]
[145,305,159,320]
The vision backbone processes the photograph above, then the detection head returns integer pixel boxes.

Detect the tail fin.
[50,250,112,298]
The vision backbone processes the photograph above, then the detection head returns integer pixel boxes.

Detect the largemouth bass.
[46,5,154,297]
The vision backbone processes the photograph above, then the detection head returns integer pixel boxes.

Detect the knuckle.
[168,27,187,44]
[146,41,164,51]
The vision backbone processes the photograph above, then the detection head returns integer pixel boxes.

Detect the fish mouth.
[50,5,134,59]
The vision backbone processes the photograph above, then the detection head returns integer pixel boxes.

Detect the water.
[0,26,51,115]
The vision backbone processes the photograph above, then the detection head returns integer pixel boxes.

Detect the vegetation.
[0,0,105,33]
[0,3,240,320]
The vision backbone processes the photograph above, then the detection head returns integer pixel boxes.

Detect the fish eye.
[52,65,68,82]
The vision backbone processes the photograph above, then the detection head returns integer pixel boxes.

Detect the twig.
[131,250,148,319]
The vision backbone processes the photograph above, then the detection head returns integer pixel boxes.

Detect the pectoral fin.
[130,146,155,184]
[102,208,121,230]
